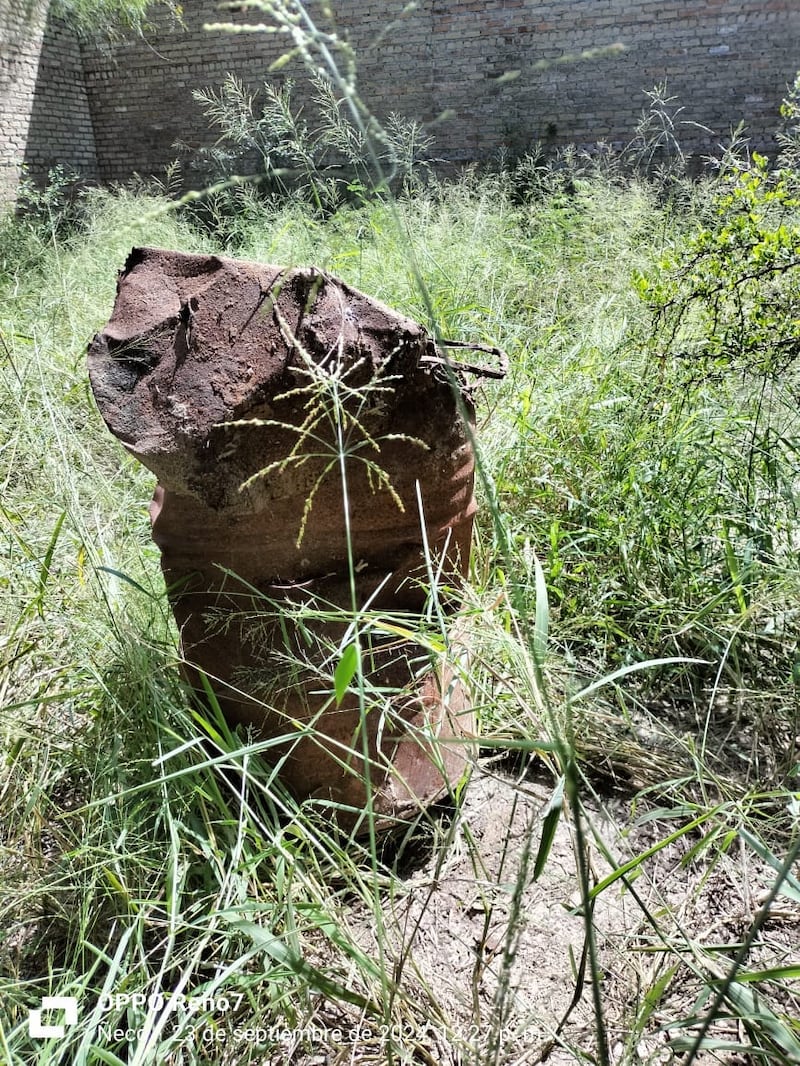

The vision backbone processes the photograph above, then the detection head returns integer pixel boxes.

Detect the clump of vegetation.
[52,0,179,40]
[1,19,799,1064]
[641,154,800,378]
[183,71,435,214]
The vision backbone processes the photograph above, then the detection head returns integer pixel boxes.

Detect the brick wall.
[0,0,50,203]
[8,0,800,196]
[79,4,261,184]
[23,9,98,184]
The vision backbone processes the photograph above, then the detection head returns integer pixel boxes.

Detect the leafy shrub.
[625,81,800,709]
[0,165,85,282]
[183,71,436,215]
[639,152,800,379]
[501,82,709,208]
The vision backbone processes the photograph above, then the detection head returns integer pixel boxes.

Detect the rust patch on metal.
[89,247,482,828]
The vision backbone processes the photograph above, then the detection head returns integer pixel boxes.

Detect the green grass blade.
[230,919,375,1012]
[334,641,359,705]
[588,809,721,900]
[34,509,66,618]
[739,827,800,903]
[533,775,564,881]
[723,981,800,1062]
[729,966,800,983]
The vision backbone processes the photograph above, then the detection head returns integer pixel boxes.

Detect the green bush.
[640,152,800,379]
[182,71,436,226]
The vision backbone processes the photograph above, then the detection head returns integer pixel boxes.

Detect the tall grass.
[2,40,800,1066]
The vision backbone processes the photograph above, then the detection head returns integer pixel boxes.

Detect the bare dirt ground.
[284,762,800,1066]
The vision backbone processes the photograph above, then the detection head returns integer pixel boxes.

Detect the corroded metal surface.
[89,247,478,827]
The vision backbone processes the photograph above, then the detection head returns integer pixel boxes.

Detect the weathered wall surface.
[79,4,258,185]
[78,0,800,187]
[6,0,800,196]
[23,9,98,185]
[424,0,800,159]
[0,0,50,202]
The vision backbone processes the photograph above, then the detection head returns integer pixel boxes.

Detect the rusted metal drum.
[88,247,478,828]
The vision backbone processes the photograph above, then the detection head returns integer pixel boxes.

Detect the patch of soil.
[279,764,800,1066]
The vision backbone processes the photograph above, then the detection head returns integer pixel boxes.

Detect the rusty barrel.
[88,247,477,827]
